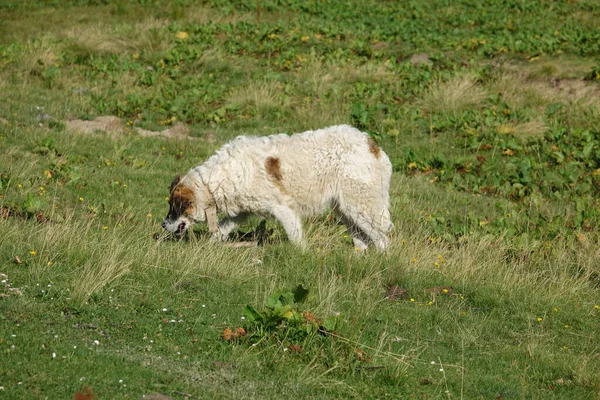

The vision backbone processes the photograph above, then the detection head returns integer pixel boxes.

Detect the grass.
[1,0,600,398]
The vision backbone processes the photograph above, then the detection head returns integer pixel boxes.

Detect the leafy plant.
[22,192,43,216]
[584,64,600,81]
[241,285,339,343]
[0,173,10,190]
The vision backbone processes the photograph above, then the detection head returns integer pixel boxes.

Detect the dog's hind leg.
[270,205,305,247]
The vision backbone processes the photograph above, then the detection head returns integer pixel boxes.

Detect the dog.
[162,125,393,250]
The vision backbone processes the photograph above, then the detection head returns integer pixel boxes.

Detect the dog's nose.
[161,220,167,229]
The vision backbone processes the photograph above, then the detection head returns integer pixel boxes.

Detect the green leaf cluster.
[242,285,338,343]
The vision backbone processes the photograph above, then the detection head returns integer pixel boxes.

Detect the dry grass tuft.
[419,76,487,115]
[70,246,132,304]
[228,80,287,118]
[62,25,133,56]
[182,7,251,25]
[490,70,600,110]
[511,119,549,139]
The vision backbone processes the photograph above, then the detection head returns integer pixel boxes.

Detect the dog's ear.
[169,176,181,193]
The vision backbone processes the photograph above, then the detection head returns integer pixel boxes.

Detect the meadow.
[1,0,600,398]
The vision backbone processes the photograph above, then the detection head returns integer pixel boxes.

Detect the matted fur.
[162,125,393,250]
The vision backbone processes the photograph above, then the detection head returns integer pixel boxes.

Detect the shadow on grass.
[152,220,274,246]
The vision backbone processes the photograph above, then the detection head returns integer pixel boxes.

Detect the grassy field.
[1,0,600,398]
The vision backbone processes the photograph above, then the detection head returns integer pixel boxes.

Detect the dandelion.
[300,35,310,42]
[103,226,108,230]
[410,258,417,263]
[562,346,568,350]
[30,250,37,256]
[175,31,189,39]
[410,298,415,302]
[79,197,84,202]
[564,324,569,329]
[17,184,22,188]
[537,317,543,322]
[427,301,434,306]
[147,213,153,218]
[594,305,599,309]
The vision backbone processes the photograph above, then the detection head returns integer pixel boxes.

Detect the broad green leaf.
[23,192,42,215]
[322,315,338,332]
[279,291,294,306]
[265,292,283,309]
[293,284,309,303]
[243,305,262,323]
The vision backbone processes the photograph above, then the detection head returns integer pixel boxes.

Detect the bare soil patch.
[64,116,195,139]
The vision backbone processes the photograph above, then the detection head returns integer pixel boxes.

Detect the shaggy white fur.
[162,125,393,250]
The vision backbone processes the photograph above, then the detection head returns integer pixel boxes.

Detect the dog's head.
[162,175,205,235]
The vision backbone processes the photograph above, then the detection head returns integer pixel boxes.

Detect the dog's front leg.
[270,206,305,248]
[212,213,249,241]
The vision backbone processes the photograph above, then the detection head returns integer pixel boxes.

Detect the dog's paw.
[210,231,228,242]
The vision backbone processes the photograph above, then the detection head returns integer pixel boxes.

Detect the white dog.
[162,125,393,250]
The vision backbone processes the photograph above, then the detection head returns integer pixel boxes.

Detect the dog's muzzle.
[162,219,187,235]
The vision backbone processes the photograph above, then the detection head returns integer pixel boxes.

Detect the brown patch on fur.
[368,137,381,158]
[170,183,196,217]
[265,157,283,181]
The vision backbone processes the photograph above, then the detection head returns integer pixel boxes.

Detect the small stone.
[409,53,432,66]
[384,285,408,301]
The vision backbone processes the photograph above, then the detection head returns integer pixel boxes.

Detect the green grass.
[1,0,600,398]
